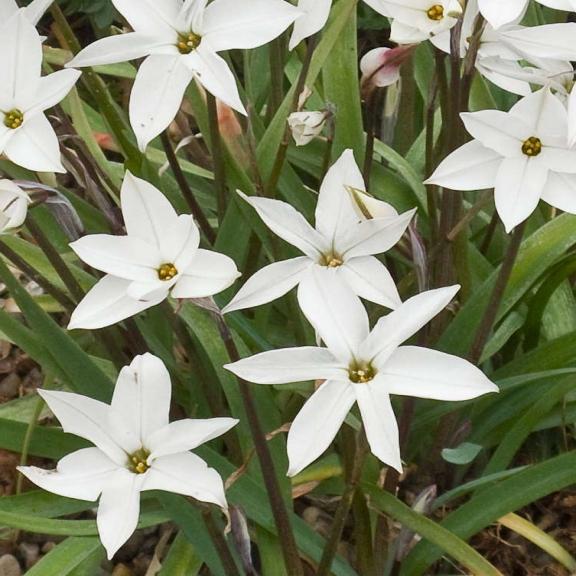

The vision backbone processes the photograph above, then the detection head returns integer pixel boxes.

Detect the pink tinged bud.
[360,45,417,95]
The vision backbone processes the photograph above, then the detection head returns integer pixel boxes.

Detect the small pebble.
[0,554,21,576]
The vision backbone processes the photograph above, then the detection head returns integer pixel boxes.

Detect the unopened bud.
[360,45,417,97]
[287,110,328,146]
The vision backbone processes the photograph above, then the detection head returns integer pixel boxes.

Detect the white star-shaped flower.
[427,88,576,232]
[67,0,301,150]
[223,149,415,314]
[0,180,29,233]
[69,172,240,329]
[19,353,238,560]
[225,272,497,476]
[0,13,80,173]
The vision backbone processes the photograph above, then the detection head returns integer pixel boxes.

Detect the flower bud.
[360,45,416,97]
[0,180,29,233]
[287,111,328,146]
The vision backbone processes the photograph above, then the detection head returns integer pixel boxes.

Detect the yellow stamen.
[158,263,178,281]
[427,4,444,20]
[349,364,376,384]
[521,136,542,157]
[128,449,150,474]
[4,109,24,130]
[177,32,202,54]
[321,253,344,268]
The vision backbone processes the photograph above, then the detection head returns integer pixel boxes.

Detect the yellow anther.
[158,263,178,281]
[521,136,542,157]
[427,4,444,20]
[177,32,202,54]
[128,449,150,474]
[327,258,343,268]
[349,364,376,384]
[321,253,344,268]
[4,109,24,130]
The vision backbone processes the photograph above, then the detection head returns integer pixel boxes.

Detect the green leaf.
[25,538,102,576]
[441,442,483,465]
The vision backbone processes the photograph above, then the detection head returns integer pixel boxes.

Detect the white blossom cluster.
[0,0,574,561]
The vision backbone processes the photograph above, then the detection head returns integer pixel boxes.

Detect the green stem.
[214,314,304,576]
[201,508,242,576]
[16,395,45,495]
[269,38,285,118]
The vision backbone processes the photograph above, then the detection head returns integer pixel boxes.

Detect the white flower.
[68,0,300,151]
[68,172,240,329]
[289,0,332,50]
[478,0,576,30]
[19,353,237,560]
[0,13,80,173]
[225,272,497,476]
[0,0,54,26]
[287,111,328,146]
[0,180,29,233]
[360,45,416,96]
[223,149,415,314]
[383,0,463,45]
[427,88,576,233]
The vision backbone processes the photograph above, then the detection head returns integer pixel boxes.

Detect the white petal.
[17,448,116,501]
[461,110,528,158]
[338,256,401,310]
[130,54,194,151]
[237,191,325,258]
[70,235,160,281]
[3,114,65,173]
[337,209,415,259]
[360,286,460,370]
[0,13,42,109]
[426,140,502,191]
[222,257,311,313]
[502,24,576,62]
[287,379,355,476]
[478,0,527,29]
[161,215,200,271]
[355,381,402,472]
[110,353,172,449]
[26,69,81,118]
[494,157,548,233]
[541,172,576,214]
[172,249,240,299]
[185,48,246,115]
[97,469,144,560]
[147,417,238,460]
[389,21,429,44]
[203,0,300,52]
[179,0,208,31]
[110,0,180,34]
[569,86,576,148]
[68,33,173,68]
[289,0,332,50]
[24,0,54,24]
[121,172,179,245]
[382,346,499,400]
[315,149,365,245]
[144,452,227,508]
[539,148,576,174]
[68,275,164,330]
[297,267,369,362]
[38,389,128,465]
[224,346,346,384]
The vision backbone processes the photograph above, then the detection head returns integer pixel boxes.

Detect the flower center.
[4,109,24,130]
[427,4,444,20]
[177,32,202,54]
[157,262,178,281]
[320,253,343,268]
[521,136,542,157]
[128,448,150,474]
[349,363,376,384]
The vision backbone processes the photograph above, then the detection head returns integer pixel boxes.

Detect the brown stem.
[468,221,526,364]
[214,314,304,576]
[201,508,241,576]
[160,132,216,244]
[206,94,228,220]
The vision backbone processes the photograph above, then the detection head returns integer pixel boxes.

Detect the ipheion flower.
[68,172,240,329]
[19,353,238,559]
[225,271,498,476]
[223,149,415,314]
